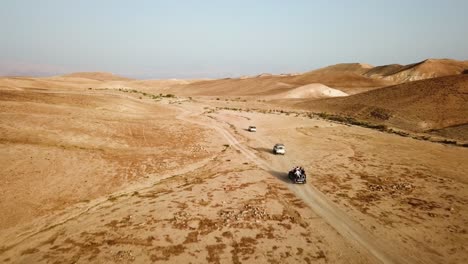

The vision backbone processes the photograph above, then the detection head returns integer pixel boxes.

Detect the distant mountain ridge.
[2,58,467,99]
[60,72,133,81]
[362,59,468,82]
[301,58,468,83]
[168,58,468,96]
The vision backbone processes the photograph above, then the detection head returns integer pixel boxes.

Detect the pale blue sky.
[1,0,467,78]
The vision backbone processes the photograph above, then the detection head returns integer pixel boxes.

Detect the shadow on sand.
[268,170,290,183]
[253,147,274,155]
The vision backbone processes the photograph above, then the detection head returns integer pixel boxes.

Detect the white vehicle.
[248,126,257,132]
[273,143,285,155]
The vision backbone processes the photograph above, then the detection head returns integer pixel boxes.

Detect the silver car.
[273,144,285,155]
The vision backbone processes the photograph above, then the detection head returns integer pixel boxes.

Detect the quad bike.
[288,167,306,184]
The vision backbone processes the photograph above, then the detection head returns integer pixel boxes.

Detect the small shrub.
[439,139,457,145]
[388,129,409,137]
[370,108,392,120]
[414,135,431,141]
[318,112,387,131]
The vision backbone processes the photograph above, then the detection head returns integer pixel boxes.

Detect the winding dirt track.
[175,105,417,264]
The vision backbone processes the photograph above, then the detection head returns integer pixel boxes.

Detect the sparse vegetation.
[117,88,177,100]
[317,113,387,131]
[388,128,410,137]
[316,112,468,147]
[370,108,392,120]
[437,139,457,145]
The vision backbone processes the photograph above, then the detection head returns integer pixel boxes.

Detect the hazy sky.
[1,0,467,78]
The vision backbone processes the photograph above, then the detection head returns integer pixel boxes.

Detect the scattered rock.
[218,204,268,222]
[367,182,414,194]
[115,250,135,262]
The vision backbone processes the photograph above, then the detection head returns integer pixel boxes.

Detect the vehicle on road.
[288,167,306,184]
[273,143,286,155]
[248,126,257,132]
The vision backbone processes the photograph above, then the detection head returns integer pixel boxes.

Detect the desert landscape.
[0,58,467,263]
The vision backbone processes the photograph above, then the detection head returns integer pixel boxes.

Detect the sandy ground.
[0,89,219,229]
[1,86,467,263]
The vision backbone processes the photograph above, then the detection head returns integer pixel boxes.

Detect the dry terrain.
[1,59,467,263]
[293,75,468,139]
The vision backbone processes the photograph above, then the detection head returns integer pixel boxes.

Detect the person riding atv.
[288,166,306,184]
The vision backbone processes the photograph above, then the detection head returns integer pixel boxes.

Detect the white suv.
[248,126,257,132]
[273,144,285,155]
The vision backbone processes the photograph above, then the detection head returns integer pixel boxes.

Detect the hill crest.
[61,72,133,81]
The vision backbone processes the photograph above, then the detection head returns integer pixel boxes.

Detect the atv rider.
[295,167,302,178]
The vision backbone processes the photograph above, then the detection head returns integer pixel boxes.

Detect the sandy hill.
[300,59,468,87]
[169,75,294,96]
[364,64,404,78]
[169,65,392,97]
[287,70,393,92]
[0,75,200,95]
[61,72,133,81]
[363,59,468,83]
[3,58,466,97]
[169,59,468,97]
[268,83,348,99]
[284,63,400,92]
[130,79,203,89]
[0,76,102,91]
[294,75,468,137]
[305,63,374,75]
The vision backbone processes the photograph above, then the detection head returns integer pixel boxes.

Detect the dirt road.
[174,104,413,264]
[2,88,466,263]
[189,103,468,264]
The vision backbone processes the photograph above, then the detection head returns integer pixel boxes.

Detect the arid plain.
[1,59,467,263]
